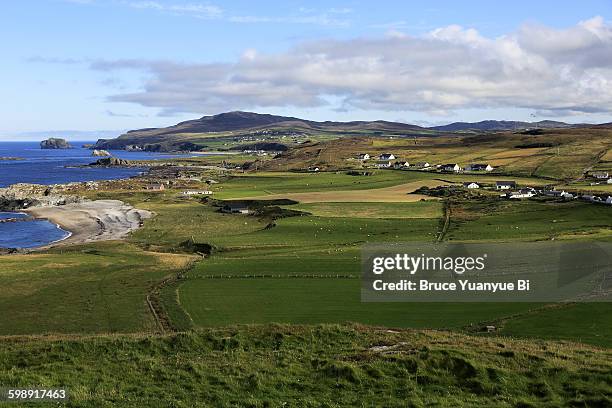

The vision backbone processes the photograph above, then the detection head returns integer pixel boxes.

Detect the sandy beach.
[23,200,152,247]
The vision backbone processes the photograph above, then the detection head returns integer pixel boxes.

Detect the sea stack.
[40,138,72,149]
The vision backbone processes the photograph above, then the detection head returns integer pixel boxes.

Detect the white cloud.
[66,1,349,26]
[127,1,223,18]
[228,13,350,27]
[88,16,612,117]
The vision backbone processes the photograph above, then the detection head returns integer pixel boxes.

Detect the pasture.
[447,200,612,241]
[0,165,610,347]
[291,201,444,218]
[178,277,536,328]
[0,242,194,335]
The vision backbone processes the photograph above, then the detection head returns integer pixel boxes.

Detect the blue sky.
[2,0,612,138]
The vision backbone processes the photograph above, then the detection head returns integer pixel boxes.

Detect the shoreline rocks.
[0,183,81,211]
[92,149,111,157]
[89,157,133,167]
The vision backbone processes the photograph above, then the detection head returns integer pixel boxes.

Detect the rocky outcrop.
[92,149,111,157]
[89,157,132,167]
[40,138,72,149]
[0,183,81,211]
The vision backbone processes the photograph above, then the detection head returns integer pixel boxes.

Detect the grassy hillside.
[257,128,612,182]
[0,325,610,407]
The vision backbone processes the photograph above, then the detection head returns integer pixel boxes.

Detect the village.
[353,152,612,205]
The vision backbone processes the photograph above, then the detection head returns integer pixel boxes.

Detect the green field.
[500,303,612,348]
[290,201,444,218]
[447,200,612,241]
[179,278,537,328]
[0,242,194,335]
[2,170,610,348]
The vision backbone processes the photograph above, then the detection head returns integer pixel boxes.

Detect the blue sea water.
[0,141,187,248]
[0,212,70,248]
[0,141,186,187]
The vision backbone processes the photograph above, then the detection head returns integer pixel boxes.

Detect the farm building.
[465,163,494,172]
[308,166,320,172]
[356,153,370,160]
[221,202,251,214]
[379,153,396,160]
[414,162,431,168]
[463,182,480,189]
[496,181,517,190]
[509,188,536,199]
[580,195,602,203]
[393,161,410,169]
[543,190,574,199]
[591,172,609,179]
[145,183,165,191]
[441,163,462,172]
[377,161,392,168]
[182,190,212,196]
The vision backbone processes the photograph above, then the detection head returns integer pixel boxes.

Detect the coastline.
[22,200,152,249]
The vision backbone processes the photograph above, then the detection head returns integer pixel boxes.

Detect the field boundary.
[147,257,199,334]
[437,200,451,242]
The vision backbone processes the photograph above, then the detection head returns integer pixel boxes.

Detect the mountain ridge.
[430,119,578,131]
[92,111,598,151]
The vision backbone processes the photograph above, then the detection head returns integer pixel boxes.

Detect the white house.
[561,192,575,199]
[591,172,609,179]
[415,162,431,168]
[496,181,517,190]
[379,153,396,160]
[509,188,536,199]
[393,161,410,169]
[308,166,320,172]
[463,182,480,189]
[442,163,462,172]
[607,178,612,184]
[466,163,494,172]
[357,153,370,160]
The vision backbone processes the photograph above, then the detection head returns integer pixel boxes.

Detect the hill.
[430,120,576,132]
[92,111,606,153]
[1,324,609,407]
[93,111,427,151]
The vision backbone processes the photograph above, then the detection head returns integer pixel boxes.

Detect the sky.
[2,0,612,139]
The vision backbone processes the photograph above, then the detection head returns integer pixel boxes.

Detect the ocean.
[0,141,186,187]
[0,212,70,249]
[0,141,187,249]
